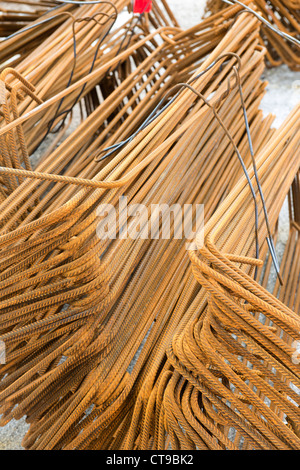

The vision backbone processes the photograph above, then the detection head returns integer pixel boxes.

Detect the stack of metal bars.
[0,1,59,38]
[0,1,298,451]
[204,0,300,69]
[162,104,300,450]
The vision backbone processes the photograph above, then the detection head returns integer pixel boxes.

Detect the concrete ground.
[0,0,299,450]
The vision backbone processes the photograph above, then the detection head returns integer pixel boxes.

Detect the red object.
[133,0,152,13]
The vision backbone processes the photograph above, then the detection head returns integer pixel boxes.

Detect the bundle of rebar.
[204,0,300,70]
[0,1,59,38]
[159,105,300,450]
[0,0,299,451]
[0,0,182,161]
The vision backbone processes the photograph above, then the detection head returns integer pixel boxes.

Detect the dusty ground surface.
[0,0,299,450]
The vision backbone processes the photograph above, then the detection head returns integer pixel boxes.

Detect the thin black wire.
[0,0,121,44]
[165,80,260,277]
[95,54,259,258]
[48,0,150,137]
[0,1,120,154]
[104,12,146,78]
[43,5,150,138]
[222,0,300,47]
[1,10,71,43]
[0,0,151,150]
[103,0,153,81]
[233,66,282,284]
[46,10,118,135]
[30,3,150,143]
[36,3,67,19]
[95,52,283,281]
[95,53,242,161]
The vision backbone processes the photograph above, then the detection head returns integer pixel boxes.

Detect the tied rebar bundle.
[0,1,299,451]
[204,0,300,70]
[0,0,181,160]
[0,1,60,38]
[161,106,300,450]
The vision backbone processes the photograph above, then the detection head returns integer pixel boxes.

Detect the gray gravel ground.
[0,0,299,450]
